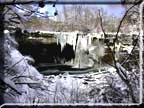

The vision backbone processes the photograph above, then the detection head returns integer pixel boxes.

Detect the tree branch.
[0,75,22,95]
[113,4,138,55]
[98,7,137,102]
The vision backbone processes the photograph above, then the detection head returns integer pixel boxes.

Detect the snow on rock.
[24,56,35,65]
[4,30,46,103]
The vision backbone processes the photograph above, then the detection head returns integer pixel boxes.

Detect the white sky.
[38,0,126,19]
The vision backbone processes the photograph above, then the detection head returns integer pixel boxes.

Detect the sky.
[38,0,126,19]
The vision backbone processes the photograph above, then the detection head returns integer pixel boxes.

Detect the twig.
[121,33,139,65]
[6,6,26,28]
[113,4,138,55]
[5,57,25,75]
[11,75,33,81]
[0,75,22,95]
[98,10,116,64]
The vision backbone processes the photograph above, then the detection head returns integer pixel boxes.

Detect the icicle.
[73,33,77,51]
[57,33,67,51]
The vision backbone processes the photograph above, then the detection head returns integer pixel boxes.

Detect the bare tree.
[99,3,140,102]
